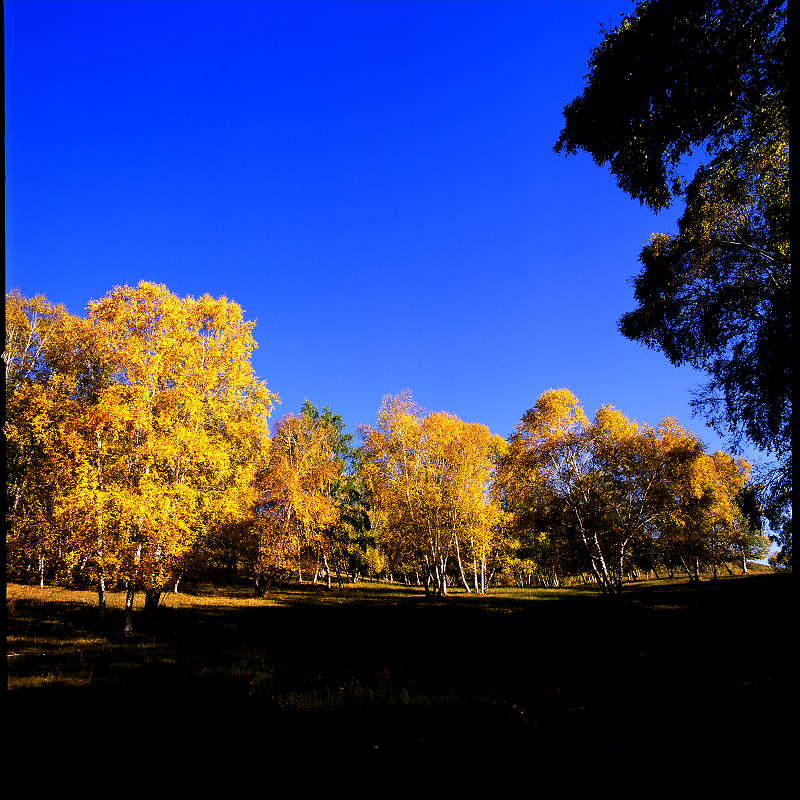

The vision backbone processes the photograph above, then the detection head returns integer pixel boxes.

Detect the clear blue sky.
[3,0,761,464]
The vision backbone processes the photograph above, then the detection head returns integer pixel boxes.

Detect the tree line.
[4,283,770,628]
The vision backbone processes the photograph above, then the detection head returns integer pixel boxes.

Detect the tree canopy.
[359,392,507,596]
[555,0,790,560]
[5,283,277,623]
[499,389,765,593]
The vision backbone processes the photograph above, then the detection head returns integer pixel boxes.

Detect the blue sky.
[4,0,763,465]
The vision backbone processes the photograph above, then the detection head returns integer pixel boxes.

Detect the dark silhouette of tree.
[555,0,790,561]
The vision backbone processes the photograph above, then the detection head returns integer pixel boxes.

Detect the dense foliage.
[555,0,790,562]
[5,284,277,627]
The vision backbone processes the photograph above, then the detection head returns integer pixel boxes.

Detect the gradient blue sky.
[4,0,762,464]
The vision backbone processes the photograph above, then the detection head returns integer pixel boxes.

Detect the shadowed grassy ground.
[5,573,790,765]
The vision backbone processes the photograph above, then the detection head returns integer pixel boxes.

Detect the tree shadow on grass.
[7,574,790,763]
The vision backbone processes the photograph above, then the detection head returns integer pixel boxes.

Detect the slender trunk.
[616,548,626,594]
[173,575,182,594]
[39,555,45,589]
[124,582,136,635]
[452,536,471,592]
[422,557,433,596]
[321,550,332,589]
[723,561,735,576]
[97,570,106,618]
[741,554,748,574]
[330,545,345,590]
[586,530,614,593]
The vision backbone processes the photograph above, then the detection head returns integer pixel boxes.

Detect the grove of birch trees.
[5,284,770,618]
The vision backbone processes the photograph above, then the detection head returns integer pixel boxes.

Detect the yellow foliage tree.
[4,291,97,588]
[254,411,340,594]
[359,391,506,596]
[86,282,276,624]
[660,448,763,580]
[503,389,717,594]
[5,284,276,629]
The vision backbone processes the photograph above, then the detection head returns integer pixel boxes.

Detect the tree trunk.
[124,582,136,635]
[97,570,106,618]
[321,550,332,589]
[39,555,45,589]
[144,589,161,619]
[255,572,273,597]
[330,546,345,590]
[452,536,471,592]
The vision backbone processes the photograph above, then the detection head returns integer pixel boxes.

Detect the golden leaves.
[359,392,506,580]
[255,411,341,574]
[5,283,276,592]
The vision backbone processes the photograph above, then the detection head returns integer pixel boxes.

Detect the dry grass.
[6,581,283,610]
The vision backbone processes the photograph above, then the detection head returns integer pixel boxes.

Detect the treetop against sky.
[3,0,763,460]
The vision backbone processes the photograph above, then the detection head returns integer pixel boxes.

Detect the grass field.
[5,573,791,766]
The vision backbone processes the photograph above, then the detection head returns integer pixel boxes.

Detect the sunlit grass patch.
[10,670,95,690]
[6,581,282,612]
[158,591,280,609]
[7,631,108,657]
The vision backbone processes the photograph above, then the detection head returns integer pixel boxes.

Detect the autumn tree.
[359,392,506,596]
[4,290,88,588]
[86,283,276,624]
[5,284,277,629]
[4,291,124,599]
[254,410,340,593]
[555,0,790,561]
[501,389,730,594]
[299,401,372,585]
